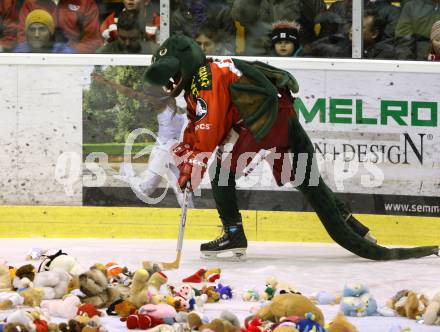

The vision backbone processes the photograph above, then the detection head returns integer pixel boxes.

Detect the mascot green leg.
[210,162,243,227]
[288,115,438,260]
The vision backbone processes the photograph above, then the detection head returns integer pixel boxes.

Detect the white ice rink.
[1,238,439,332]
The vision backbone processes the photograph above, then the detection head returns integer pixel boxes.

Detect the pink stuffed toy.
[138,303,176,322]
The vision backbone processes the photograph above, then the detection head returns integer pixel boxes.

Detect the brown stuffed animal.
[257,293,324,326]
[79,266,121,308]
[201,285,220,303]
[327,313,358,332]
[12,264,35,290]
[3,323,32,332]
[188,311,240,332]
[388,290,429,319]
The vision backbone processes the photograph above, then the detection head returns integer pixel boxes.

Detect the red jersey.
[19,0,102,53]
[183,59,243,157]
[100,5,160,43]
[0,0,18,50]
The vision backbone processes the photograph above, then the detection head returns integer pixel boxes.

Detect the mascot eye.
[159,48,167,56]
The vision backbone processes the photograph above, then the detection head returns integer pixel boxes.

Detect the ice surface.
[0,239,439,332]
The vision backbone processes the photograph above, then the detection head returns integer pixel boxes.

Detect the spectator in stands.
[362,8,395,59]
[101,0,160,44]
[231,0,325,56]
[0,0,19,51]
[14,9,75,53]
[395,0,440,60]
[195,24,233,55]
[18,0,102,53]
[97,9,157,54]
[428,20,440,61]
[329,0,400,40]
[171,0,234,41]
[314,11,344,39]
[305,11,351,58]
[270,21,302,57]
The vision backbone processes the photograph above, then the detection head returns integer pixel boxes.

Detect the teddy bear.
[0,261,12,291]
[12,264,35,291]
[387,289,429,320]
[38,250,86,276]
[340,293,377,317]
[78,266,121,308]
[256,293,324,326]
[188,310,241,332]
[423,292,440,325]
[201,285,220,303]
[33,268,71,300]
[260,277,277,301]
[326,313,358,332]
[128,268,168,308]
[20,288,44,307]
[264,277,298,297]
[0,289,44,310]
[340,284,377,317]
[41,295,82,319]
[5,309,37,331]
[0,292,24,309]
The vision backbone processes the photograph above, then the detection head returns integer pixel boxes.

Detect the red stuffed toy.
[241,317,263,332]
[121,314,164,330]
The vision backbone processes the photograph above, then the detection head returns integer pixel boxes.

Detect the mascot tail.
[288,116,439,261]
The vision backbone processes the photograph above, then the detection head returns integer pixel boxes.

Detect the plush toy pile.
[0,249,438,332]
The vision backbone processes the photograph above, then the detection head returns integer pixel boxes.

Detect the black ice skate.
[200,223,248,260]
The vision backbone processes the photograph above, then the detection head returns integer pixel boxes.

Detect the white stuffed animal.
[6,309,36,330]
[33,268,72,299]
[39,250,86,276]
[0,292,24,308]
[423,292,440,325]
[41,295,81,319]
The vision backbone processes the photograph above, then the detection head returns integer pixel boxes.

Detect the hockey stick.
[142,185,189,270]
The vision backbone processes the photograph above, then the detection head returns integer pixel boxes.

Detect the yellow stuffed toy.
[257,293,324,326]
[129,268,168,308]
[326,313,358,332]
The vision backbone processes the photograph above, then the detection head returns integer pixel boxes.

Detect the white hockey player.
[91,71,194,207]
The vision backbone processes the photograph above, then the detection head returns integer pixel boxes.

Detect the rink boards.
[0,59,438,220]
[0,205,440,246]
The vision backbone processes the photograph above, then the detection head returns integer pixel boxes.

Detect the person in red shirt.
[144,34,438,261]
[18,0,102,53]
[100,0,160,44]
[0,0,19,51]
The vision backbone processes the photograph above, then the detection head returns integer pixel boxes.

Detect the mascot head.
[144,34,207,97]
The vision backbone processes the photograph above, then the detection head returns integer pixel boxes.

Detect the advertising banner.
[50,64,440,216]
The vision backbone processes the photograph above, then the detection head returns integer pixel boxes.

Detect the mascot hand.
[178,155,207,191]
[172,142,191,158]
